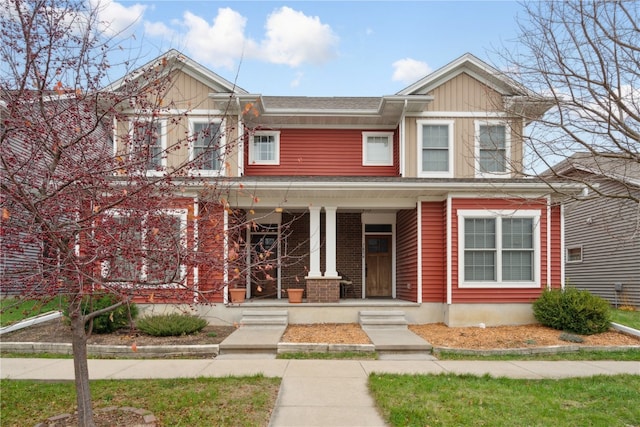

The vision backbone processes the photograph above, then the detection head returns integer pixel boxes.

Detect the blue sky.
[98,1,526,96]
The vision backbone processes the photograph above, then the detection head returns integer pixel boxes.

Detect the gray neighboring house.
[550,153,639,308]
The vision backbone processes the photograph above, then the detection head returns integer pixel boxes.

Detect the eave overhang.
[208,93,434,128]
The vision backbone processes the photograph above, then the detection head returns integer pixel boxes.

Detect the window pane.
[567,247,582,262]
[422,149,448,172]
[253,135,275,161]
[366,136,390,163]
[193,122,221,170]
[464,218,495,249]
[479,125,506,173]
[464,250,496,281]
[422,125,449,172]
[502,218,533,249]
[134,121,162,169]
[502,251,533,281]
[146,214,183,283]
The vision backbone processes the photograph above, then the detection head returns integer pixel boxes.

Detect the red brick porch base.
[305,277,340,303]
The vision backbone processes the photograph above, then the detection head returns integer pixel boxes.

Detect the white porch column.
[324,206,338,277]
[308,206,322,277]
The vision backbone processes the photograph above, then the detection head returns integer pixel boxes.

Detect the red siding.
[396,209,419,301]
[421,201,447,302]
[245,128,399,176]
[450,198,551,304]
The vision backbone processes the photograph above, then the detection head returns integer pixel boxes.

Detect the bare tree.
[498,0,639,202]
[0,1,302,425]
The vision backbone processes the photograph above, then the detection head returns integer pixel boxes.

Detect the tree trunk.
[70,313,96,427]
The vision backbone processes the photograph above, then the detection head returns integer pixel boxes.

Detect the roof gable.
[106,49,248,95]
[397,53,529,97]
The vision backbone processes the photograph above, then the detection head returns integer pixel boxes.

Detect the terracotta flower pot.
[229,288,246,303]
[287,288,304,303]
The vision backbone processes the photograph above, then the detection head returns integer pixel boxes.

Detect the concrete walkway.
[2,357,638,427]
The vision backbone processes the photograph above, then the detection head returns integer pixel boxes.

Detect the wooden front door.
[365,235,392,297]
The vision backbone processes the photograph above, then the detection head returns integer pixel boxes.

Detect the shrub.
[533,287,610,335]
[136,313,208,337]
[64,294,138,334]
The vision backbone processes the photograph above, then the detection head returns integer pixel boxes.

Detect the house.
[549,153,640,308]
[106,49,581,326]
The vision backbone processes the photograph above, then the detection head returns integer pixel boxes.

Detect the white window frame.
[362,131,394,166]
[249,131,280,165]
[129,118,167,176]
[458,209,541,288]
[417,119,454,178]
[474,119,511,178]
[101,209,188,288]
[566,246,583,263]
[189,118,225,176]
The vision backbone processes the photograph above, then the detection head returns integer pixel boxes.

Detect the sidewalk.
[2,357,638,427]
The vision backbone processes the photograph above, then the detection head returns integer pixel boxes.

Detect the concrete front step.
[359,310,408,328]
[240,310,288,327]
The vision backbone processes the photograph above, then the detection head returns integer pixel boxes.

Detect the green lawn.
[0,297,65,327]
[1,376,280,426]
[436,348,640,361]
[611,309,640,330]
[369,373,640,427]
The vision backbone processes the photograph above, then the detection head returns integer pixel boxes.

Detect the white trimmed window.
[417,120,454,177]
[102,209,188,287]
[362,132,393,166]
[475,120,510,177]
[566,246,583,263]
[130,119,166,174]
[249,131,280,165]
[458,209,540,288]
[190,119,224,175]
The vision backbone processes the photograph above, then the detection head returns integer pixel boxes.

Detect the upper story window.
[475,120,510,177]
[249,131,280,165]
[190,119,224,174]
[362,132,393,166]
[458,209,540,288]
[417,120,454,177]
[130,119,166,173]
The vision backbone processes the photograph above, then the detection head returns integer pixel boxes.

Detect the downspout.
[446,195,452,305]
[236,96,244,177]
[399,99,408,177]
[546,196,551,290]
[417,200,423,303]
[560,203,565,290]
[193,197,199,302]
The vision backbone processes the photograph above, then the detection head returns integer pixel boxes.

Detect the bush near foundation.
[137,313,207,336]
[64,294,138,334]
[533,287,610,335]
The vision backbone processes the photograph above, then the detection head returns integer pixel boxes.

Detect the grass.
[611,308,640,330]
[369,373,640,427]
[1,376,280,426]
[0,297,66,327]
[277,351,378,360]
[436,349,640,361]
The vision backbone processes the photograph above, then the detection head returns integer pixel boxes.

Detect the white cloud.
[392,58,432,84]
[179,8,257,70]
[290,71,304,88]
[144,21,175,39]
[259,7,338,67]
[90,0,146,37]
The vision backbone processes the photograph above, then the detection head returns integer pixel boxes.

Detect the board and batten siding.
[403,72,524,179]
[449,198,556,303]
[244,128,399,176]
[396,208,419,302]
[564,180,640,307]
[115,70,241,177]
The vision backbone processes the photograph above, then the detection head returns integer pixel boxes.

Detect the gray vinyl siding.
[564,179,640,308]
